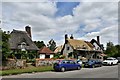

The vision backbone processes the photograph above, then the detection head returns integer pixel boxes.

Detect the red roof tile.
[39,47,54,54]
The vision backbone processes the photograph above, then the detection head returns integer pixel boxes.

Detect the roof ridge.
[12,29,27,33]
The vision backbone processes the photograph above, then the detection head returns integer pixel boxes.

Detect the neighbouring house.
[8,26,39,59]
[38,46,55,59]
[61,34,105,60]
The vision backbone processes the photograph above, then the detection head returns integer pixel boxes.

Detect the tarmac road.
[2,64,119,78]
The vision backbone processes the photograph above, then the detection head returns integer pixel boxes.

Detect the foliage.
[1,66,53,76]
[114,45,120,57]
[1,31,11,60]
[47,39,56,51]
[59,55,65,59]
[53,53,61,59]
[53,53,65,59]
[34,41,46,48]
[15,50,37,60]
[68,52,73,58]
[105,42,120,57]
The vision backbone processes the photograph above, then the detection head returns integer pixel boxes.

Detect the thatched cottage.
[61,34,105,60]
[9,26,39,59]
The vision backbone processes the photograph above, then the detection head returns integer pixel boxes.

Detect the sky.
[1,0,118,49]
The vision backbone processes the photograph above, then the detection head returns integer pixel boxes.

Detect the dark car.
[117,57,120,63]
[53,60,81,72]
[84,60,102,68]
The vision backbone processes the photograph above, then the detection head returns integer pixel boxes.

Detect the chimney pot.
[25,25,32,38]
[70,34,74,39]
[65,34,68,44]
[97,36,100,44]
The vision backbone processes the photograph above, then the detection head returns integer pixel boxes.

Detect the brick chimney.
[97,36,100,44]
[65,34,68,44]
[70,34,74,39]
[25,25,32,38]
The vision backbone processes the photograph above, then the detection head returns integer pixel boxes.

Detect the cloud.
[73,2,118,43]
[2,2,118,47]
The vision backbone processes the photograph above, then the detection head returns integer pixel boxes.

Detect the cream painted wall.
[39,54,45,59]
[63,43,73,58]
[50,54,54,58]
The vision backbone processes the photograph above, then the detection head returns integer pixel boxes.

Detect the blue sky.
[2,1,118,48]
[56,2,80,17]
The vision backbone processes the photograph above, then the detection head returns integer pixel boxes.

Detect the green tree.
[47,39,56,51]
[114,45,120,57]
[34,41,46,48]
[1,31,11,60]
[105,42,117,57]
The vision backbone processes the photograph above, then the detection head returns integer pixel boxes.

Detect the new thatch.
[67,39,93,51]
[54,45,63,53]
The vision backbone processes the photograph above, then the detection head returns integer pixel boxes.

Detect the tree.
[105,42,118,57]
[34,41,46,48]
[1,31,11,60]
[47,39,56,51]
[114,45,120,57]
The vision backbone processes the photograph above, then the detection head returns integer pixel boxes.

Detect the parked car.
[76,59,82,65]
[84,60,102,68]
[53,60,81,72]
[102,57,118,66]
[117,57,120,63]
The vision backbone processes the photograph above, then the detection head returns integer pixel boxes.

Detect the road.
[2,64,119,78]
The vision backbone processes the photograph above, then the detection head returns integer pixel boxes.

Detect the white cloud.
[72,2,118,45]
[2,2,118,47]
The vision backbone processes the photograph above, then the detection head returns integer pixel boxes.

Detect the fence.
[35,58,77,67]
[35,59,56,67]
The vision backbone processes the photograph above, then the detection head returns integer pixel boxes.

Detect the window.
[67,47,69,50]
[45,55,50,58]
[70,61,75,64]
[18,42,27,51]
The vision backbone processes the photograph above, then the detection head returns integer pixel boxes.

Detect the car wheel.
[77,66,81,70]
[99,64,102,67]
[111,63,113,66]
[61,67,65,72]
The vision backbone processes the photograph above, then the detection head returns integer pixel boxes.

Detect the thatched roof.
[90,39,104,51]
[85,41,94,49]
[39,47,54,54]
[67,39,93,51]
[9,29,39,51]
[54,45,63,53]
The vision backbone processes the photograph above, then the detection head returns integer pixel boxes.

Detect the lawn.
[0,66,53,76]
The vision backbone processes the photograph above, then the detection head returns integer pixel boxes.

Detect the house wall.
[93,43,102,51]
[77,51,93,59]
[63,43,73,58]
[50,54,54,58]
[39,54,45,59]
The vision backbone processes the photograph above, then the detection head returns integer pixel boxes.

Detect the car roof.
[55,59,74,62]
[107,57,116,59]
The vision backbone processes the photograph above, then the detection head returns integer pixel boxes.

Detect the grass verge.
[0,66,53,76]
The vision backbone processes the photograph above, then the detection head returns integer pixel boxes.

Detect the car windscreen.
[88,60,95,63]
[106,59,113,60]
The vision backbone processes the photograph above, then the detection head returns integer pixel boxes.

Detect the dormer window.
[21,42,26,51]
[17,42,26,51]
